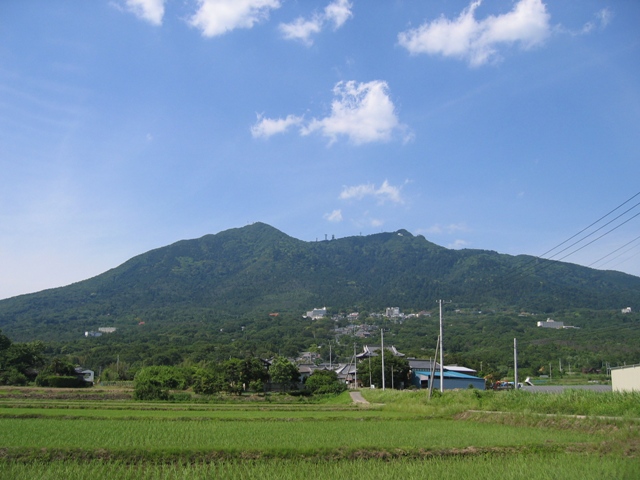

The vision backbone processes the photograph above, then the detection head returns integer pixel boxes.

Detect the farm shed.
[611,364,640,392]
[411,369,485,390]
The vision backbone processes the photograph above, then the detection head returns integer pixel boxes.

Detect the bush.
[135,366,189,390]
[169,392,192,402]
[305,370,346,395]
[314,382,347,395]
[249,379,264,393]
[133,378,169,401]
[192,368,225,395]
[0,367,28,386]
[35,375,89,388]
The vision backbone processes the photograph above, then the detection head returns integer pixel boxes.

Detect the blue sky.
[1,0,639,300]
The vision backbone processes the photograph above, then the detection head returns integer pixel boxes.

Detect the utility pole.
[353,343,357,389]
[428,335,439,400]
[513,338,518,389]
[439,300,444,393]
[381,329,386,390]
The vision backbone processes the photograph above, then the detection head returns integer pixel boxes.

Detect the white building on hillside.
[536,318,564,329]
[304,307,327,320]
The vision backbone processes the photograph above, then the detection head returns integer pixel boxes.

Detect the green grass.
[0,388,638,478]
[0,416,597,452]
[1,455,639,480]
[360,388,640,418]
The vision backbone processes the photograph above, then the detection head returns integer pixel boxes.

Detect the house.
[74,367,95,384]
[408,359,485,390]
[333,363,358,388]
[622,307,632,314]
[444,365,478,375]
[296,351,321,363]
[356,345,405,359]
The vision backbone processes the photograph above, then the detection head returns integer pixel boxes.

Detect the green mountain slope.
[1,222,639,342]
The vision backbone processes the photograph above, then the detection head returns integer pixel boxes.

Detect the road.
[520,385,611,393]
[350,391,370,404]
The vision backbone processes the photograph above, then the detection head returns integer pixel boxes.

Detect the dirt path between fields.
[350,391,369,404]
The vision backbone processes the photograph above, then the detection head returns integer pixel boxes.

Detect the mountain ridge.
[1,222,639,342]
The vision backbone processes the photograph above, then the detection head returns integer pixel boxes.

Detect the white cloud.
[423,223,468,235]
[596,8,613,28]
[324,0,353,29]
[189,0,281,37]
[280,0,352,45]
[339,180,404,204]
[448,239,470,249]
[302,80,405,144]
[398,0,551,66]
[253,80,408,145]
[580,8,613,35]
[251,114,303,138]
[124,0,165,25]
[324,209,343,222]
[279,16,323,45]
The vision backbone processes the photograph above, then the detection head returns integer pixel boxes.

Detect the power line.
[555,209,640,262]
[588,233,640,268]
[464,190,640,301]
[538,190,640,260]
[547,200,640,261]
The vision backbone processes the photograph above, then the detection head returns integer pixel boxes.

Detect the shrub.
[133,378,169,401]
[134,366,189,390]
[305,370,346,395]
[35,375,89,388]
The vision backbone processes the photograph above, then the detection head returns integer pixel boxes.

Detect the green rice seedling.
[1,454,639,480]
[0,416,600,453]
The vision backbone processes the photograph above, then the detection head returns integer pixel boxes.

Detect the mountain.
[1,222,639,342]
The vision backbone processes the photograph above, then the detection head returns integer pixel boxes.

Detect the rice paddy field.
[1,387,638,479]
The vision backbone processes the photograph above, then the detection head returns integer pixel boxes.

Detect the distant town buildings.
[622,307,633,314]
[536,318,579,330]
[85,327,117,338]
[537,318,564,329]
[304,307,327,320]
[385,307,401,318]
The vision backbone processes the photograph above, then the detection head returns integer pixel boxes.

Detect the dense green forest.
[1,223,639,380]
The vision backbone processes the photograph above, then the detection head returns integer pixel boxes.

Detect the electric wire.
[609,247,640,271]
[588,233,640,268]
[555,209,640,262]
[536,190,640,259]
[546,199,640,261]
[461,190,640,302]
